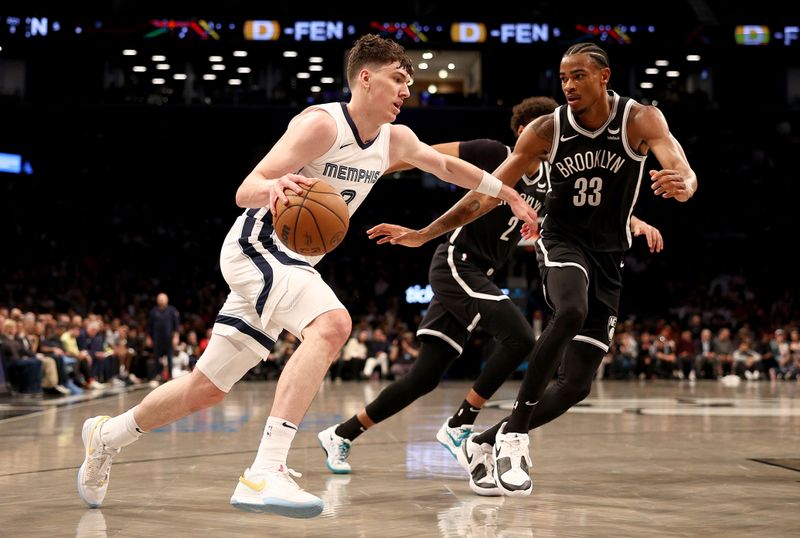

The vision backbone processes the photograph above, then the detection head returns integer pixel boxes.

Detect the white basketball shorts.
[196,211,345,391]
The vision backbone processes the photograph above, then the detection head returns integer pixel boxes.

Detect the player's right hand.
[269,174,317,213]
[632,220,664,253]
[367,223,428,247]
[520,222,540,241]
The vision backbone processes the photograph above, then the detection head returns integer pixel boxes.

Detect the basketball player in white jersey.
[75,34,538,518]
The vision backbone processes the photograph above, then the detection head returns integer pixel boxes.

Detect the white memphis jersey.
[237,102,392,267]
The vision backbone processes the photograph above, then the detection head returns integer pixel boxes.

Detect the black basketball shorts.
[417,243,531,355]
[535,234,623,351]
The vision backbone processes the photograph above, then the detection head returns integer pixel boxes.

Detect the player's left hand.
[508,197,539,237]
[631,220,664,253]
[649,169,692,202]
[367,223,428,247]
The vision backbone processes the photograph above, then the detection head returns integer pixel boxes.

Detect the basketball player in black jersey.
[318,95,664,495]
[369,43,696,497]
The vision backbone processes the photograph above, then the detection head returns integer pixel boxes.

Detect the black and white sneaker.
[458,433,501,496]
[492,424,533,496]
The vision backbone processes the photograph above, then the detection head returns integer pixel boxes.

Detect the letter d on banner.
[451,22,487,43]
[244,20,281,40]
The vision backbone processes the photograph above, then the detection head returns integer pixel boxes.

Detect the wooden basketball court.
[1,379,798,537]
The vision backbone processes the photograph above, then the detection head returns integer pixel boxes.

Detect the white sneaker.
[493,424,533,496]
[230,465,323,519]
[77,416,120,508]
[317,425,352,474]
[436,419,474,460]
[458,433,501,496]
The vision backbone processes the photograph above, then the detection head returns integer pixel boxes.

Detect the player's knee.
[562,380,592,405]
[310,309,352,349]
[505,330,536,352]
[556,302,588,332]
[413,373,439,395]
[187,369,226,410]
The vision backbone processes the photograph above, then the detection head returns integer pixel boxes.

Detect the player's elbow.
[235,187,249,208]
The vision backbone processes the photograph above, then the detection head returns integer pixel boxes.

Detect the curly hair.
[510,96,559,135]
[346,34,414,85]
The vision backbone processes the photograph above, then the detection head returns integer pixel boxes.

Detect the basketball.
[273,179,350,255]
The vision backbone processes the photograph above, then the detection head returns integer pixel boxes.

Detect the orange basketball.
[273,179,350,255]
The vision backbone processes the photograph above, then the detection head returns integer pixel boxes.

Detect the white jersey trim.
[416,329,463,355]
[535,238,589,283]
[567,92,620,139]
[573,335,609,352]
[446,245,509,302]
[620,99,646,162]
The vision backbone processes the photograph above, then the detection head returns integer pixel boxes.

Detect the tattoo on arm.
[422,193,498,239]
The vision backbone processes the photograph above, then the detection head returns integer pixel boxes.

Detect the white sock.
[100,407,144,449]
[251,416,297,472]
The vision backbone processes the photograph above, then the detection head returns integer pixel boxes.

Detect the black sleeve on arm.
[458,139,511,173]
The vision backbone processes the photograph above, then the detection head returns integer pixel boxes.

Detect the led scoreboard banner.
[2,15,798,47]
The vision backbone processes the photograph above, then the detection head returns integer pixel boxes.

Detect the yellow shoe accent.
[88,416,111,456]
[239,476,266,492]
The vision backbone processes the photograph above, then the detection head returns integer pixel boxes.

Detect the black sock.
[448,400,481,428]
[335,415,368,441]
[473,418,507,446]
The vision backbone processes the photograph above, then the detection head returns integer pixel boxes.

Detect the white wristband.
[475,171,503,197]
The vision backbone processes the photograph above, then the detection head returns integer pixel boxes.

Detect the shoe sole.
[230,497,323,519]
[317,432,351,475]
[469,481,502,497]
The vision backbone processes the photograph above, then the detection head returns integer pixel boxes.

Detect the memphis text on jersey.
[553,149,625,178]
[322,162,381,184]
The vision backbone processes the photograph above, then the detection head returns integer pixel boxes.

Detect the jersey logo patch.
[607,127,621,135]
[560,133,579,142]
[608,316,618,341]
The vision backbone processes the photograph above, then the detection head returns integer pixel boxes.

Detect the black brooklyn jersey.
[545,91,646,252]
[446,138,549,269]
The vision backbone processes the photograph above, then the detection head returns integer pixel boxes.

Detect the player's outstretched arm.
[370,141,506,247]
[388,125,537,229]
[367,189,501,247]
[383,142,460,175]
